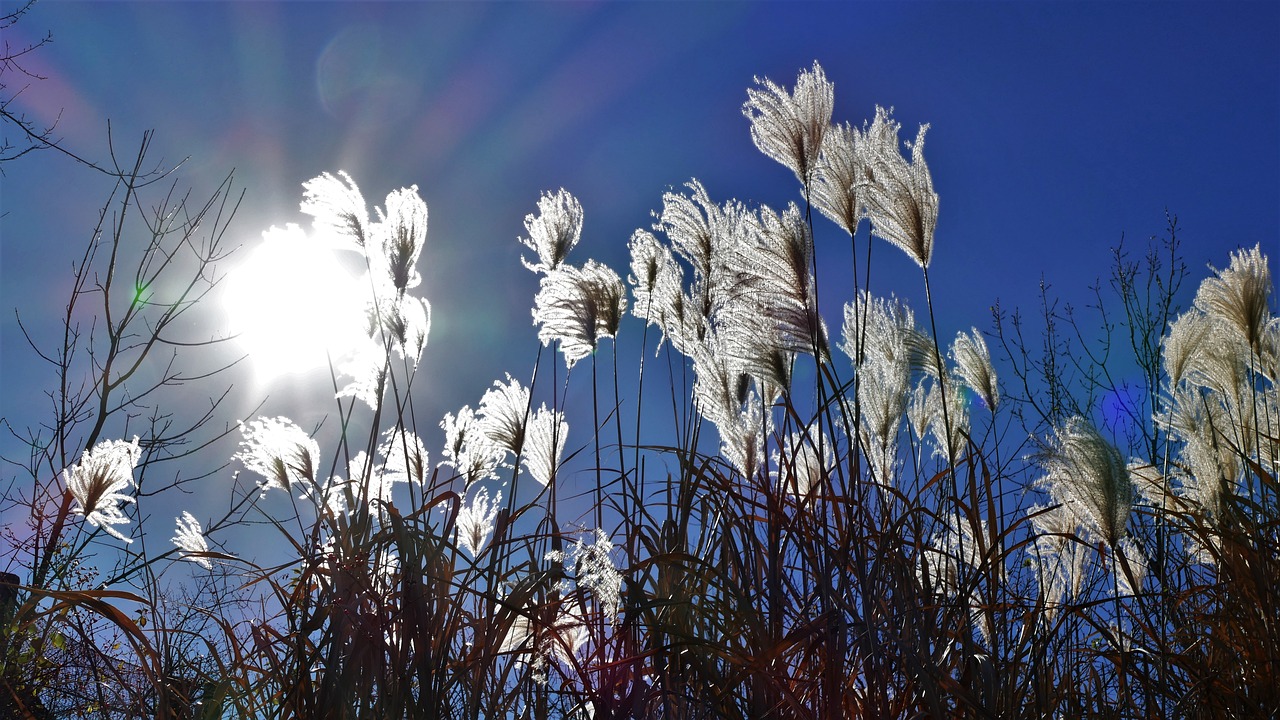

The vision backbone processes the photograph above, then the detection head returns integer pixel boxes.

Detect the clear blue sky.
[2,2,1277,483]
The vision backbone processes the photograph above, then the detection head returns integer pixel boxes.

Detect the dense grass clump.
[3,62,1276,719]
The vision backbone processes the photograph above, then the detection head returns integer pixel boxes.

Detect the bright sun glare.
[224,224,367,379]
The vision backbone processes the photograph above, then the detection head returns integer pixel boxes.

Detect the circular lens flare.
[224,224,367,379]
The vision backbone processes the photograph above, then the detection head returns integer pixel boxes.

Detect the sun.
[223,224,368,379]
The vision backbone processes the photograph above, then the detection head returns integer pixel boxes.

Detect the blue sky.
[2,2,1277,494]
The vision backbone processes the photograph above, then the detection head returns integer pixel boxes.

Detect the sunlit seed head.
[532,260,627,369]
[375,185,428,293]
[520,189,583,275]
[813,121,864,234]
[742,60,834,184]
[235,417,322,496]
[478,374,531,458]
[379,428,430,487]
[64,437,142,543]
[301,170,369,249]
[172,511,212,569]
[1033,416,1134,547]
[456,486,501,558]
[1194,243,1272,353]
[860,110,938,269]
[523,405,567,488]
[952,328,999,411]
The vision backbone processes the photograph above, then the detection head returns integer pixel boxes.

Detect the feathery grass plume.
[455,486,501,558]
[1262,319,1280,383]
[374,185,428,294]
[477,374,531,458]
[720,315,793,403]
[560,528,622,621]
[532,260,627,369]
[628,228,689,351]
[500,604,588,684]
[1034,416,1135,547]
[1194,243,1272,354]
[301,170,369,249]
[523,405,568,488]
[843,290,937,379]
[235,417,322,496]
[812,121,864,233]
[842,291,929,372]
[64,437,142,543]
[907,381,931,449]
[1162,308,1213,389]
[732,202,828,358]
[440,406,503,486]
[855,356,908,484]
[334,335,387,409]
[772,431,834,499]
[952,328,999,411]
[656,179,745,325]
[924,376,970,462]
[381,294,431,367]
[345,450,396,518]
[1161,389,1237,520]
[691,333,767,476]
[1029,503,1089,621]
[842,292,927,471]
[742,60,833,184]
[380,428,430,487]
[861,111,939,269]
[520,188,583,275]
[172,512,211,569]
[1129,462,1176,513]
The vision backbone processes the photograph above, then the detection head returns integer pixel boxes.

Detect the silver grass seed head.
[440,406,503,486]
[478,374,531,458]
[812,122,864,234]
[172,512,212,569]
[736,202,828,360]
[532,260,627,369]
[301,171,369,249]
[1128,461,1176,513]
[334,336,387,410]
[772,431,835,500]
[691,334,768,476]
[65,437,142,543]
[1034,416,1135,547]
[376,185,428,294]
[952,328,999,411]
[628,229,687,350]
[520,189,583,275]
[236,417,321,496]
[861,116,939,269]
[856,353,909,467]
[567,528,622,622]
[523,405,568,488]
[742,60,834,184]
[930,374,971,462]
[456,486,502,558]
[1162,308,1212,389]
[1194,243,1273,353]
[381,294,431,368]
[658,179,718,282]
[379,428,430,487]
[1115,537,1147,597]
[1028,503,1089,618]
